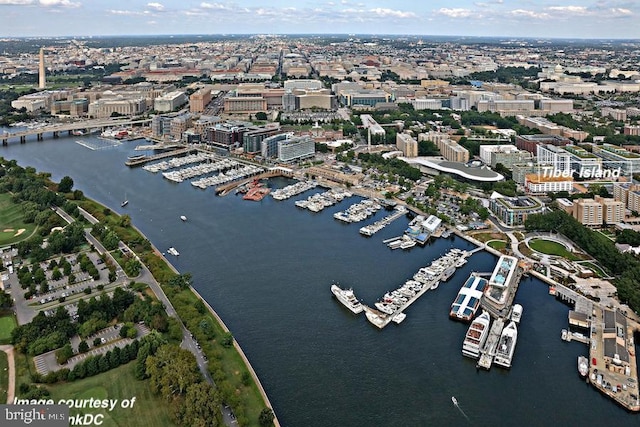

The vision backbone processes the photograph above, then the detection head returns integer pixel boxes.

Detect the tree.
[58,176,74,193]
[181,382,221,427]
[146,344,202,399]
[78,340,89,353]
[259,408,275,427]
[55,343,74,364]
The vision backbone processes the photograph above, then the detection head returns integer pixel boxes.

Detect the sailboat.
[121,193,128,207]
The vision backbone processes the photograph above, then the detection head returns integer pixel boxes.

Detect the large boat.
[450,275,488,322]
[331,284,363,314]
[462,311,492,359]
[494,321,518,368]
[578,355,589,377]
[441,266,456,281]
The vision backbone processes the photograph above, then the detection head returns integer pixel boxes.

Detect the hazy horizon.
[0,0,639,40]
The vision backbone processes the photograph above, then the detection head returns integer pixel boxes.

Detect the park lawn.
[0,350,7,404]
[0,314,17,343]
[46,363,177,427]
[0,193,38,246]
[528,238,581,261]
[487,240,507,250]
[581,261,609,278]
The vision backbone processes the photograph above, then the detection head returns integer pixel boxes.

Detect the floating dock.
[359,205,407,236]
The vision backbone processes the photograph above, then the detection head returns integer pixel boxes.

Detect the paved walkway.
[0,344,16,404]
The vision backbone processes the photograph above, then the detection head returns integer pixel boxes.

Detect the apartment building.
[436,138,469,163]
[479,145,533,169]
[396,133,418,158]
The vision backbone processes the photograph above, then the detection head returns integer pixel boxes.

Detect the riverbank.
[75,197,278,426]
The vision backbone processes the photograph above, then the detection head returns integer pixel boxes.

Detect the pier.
[477,318,504,370]
[363,248,469,328]
[359,205,407,236]
[125,147,192,166]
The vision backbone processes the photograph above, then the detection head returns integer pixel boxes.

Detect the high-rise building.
[38,47,45,89]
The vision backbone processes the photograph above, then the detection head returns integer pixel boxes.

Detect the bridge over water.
[1,118,151,145]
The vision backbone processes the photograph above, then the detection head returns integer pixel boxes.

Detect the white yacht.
[167,247,180,256]
[462,311,491,359]
[511,304,523,324]
[331,284,364,314]
[494,321,518,368]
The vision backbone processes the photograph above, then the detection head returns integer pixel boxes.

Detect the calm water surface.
[2,134,638,426]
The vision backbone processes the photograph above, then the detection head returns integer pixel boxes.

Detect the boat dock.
[359,205,407,236]
[125,147,192,166]
[363,248,469,328]
[477,318,505,370]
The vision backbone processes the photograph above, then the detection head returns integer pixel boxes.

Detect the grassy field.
[580,261,609,278]
[0,193,38,246]
[0,315,17,344]
[0,350,7,404]
[46,363,177,427]
[528,238,581,261]
[487,240,507,250]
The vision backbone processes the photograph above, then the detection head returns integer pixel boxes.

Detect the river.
[1,133,638,426]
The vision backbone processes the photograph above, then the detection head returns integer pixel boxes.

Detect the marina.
[293,188,353,212]
[333,199,382,223]
[359,205,407,236]
[361,248,469,329]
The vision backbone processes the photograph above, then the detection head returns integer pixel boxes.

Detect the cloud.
[200,2,231,10]
[107,9,145,16]
[147,2,164,12]
[369,8,417,19]
[39,0,80,7]
[0,0,34,5]
[508,9,550,19]
[435,8,474,18]
[547,6,589,15]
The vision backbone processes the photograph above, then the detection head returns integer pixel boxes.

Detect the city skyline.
[0,0,639,40]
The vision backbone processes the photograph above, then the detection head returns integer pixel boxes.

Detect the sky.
[0,0,639,39]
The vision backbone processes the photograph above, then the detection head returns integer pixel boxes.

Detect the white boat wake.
[452,396,470,422]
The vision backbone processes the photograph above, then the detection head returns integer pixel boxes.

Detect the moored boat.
[578,355,589,377]
[462,311,491,359]
[511,304,523,324]
[494,321,518,368]
[450,275,488,322]
[331,284,364,314]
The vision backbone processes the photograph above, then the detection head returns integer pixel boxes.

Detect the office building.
[278,135,315,163]
[489,194,545,227]
[154,91,187,113]
[515,134,571,154]
[479,145,533,169]
[190,87,212,113]
[524,173,573,195]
